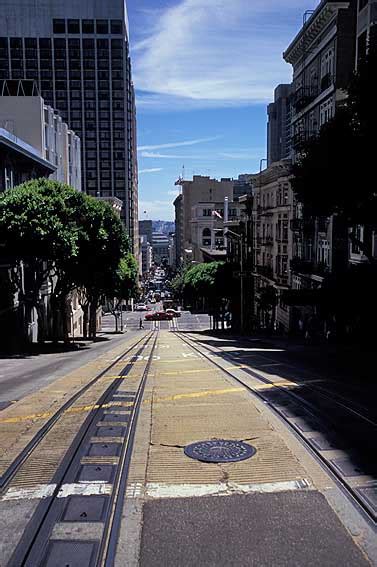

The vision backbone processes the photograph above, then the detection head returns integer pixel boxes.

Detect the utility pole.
[225,229,244,333]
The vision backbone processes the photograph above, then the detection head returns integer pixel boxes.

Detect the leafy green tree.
[71,196,130,338]
[0,179,82,341]
[182,262,234,325]
[171,271,186,302]
[107,254,139,332]
[0,179,131,343]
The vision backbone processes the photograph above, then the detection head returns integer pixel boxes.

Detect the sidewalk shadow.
[183,331,377,483]
[0,336,111,359]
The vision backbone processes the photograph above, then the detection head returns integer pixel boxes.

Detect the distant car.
[135,304,149,311]
[165,308,181,318]
[145,311,173,321]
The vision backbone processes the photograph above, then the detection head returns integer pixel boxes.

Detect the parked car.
[145,311,173,321]
[165,308,181,318]
[135,304,149,311]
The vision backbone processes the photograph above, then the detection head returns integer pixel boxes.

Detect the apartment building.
[139,234,153,276]
[152,233,170,266]
[283,0,357,300]
[251,160,295,333]
[356,0,377,61]
[0,0,138,252]
[267,84,292,166]
[191,199,244,263]
[173,193,183,268]
[349,0,377,264]
[174,176,234,266]
[0,81,81,190]
[139,220,153,247]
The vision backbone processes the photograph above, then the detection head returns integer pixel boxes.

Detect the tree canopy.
[0,179,137,341]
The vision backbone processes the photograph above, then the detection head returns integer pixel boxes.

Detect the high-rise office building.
[267,84,292,166]
[0,0,138,253]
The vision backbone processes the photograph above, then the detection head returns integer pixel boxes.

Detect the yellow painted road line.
[0,400,134,424]
[152,387,244,404]
[159,365,250,376]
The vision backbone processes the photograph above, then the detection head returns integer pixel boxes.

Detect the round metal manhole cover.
[184,439,256,463]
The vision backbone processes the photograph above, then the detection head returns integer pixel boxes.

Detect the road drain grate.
[101,413,129,422]
[184,439,256,463]
[62,496,108,522]
[87,443,122,457]
[43,540,98,567]
[78,464,116,483]
[95,426,127,437]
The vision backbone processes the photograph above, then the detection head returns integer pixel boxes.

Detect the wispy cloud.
[138,167,164,173]
[133,0,315,110]
[140,151,204,159]
[139,147,265,160]
[138,136,221,151]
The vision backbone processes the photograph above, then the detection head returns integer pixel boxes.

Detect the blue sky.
[127,0,317,221]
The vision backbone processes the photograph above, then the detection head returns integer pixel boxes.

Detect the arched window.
[202,228,211,246]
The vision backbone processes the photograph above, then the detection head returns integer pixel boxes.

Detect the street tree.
[107,254,139,332]
[0,179,82,341]
[0,179,131,343]
[182,262,233,325]
[70,196,130,338]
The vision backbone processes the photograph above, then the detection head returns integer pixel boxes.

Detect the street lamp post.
[225,229,244,333]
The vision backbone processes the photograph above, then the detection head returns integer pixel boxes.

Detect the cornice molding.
[284,2,350,67]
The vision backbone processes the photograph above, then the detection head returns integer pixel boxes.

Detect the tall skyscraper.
[267,84,292,166]
[0,0,138,253]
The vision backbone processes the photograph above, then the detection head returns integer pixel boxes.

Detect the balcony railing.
[291,85,318,112]
[257,205,274,216]
[291,257,329,276]
[291,130,317,150]
[255,265,274,278]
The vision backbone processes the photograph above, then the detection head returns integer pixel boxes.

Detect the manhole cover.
[184,439,256,463]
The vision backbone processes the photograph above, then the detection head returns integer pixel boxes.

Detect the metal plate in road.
[184,439,256,463]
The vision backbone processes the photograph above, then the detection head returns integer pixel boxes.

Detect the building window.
[202,228,211,246]
[96,20,109,34]
[82,20,95,34]
[111,20,123,34]
[321,47,334,81]
[39,39,51,49]
[53,19,66,34]
[67,20,80,34]
[320,97,334,126]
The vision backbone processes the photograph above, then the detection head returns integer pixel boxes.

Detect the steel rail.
[100,331,158,566]
[8,330,157,566]
[176,331,377,525]
[0,331,153,494]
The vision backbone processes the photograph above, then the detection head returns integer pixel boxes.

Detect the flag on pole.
[211,210,223,219]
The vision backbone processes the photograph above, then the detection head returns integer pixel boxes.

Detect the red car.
[145,311,173,321]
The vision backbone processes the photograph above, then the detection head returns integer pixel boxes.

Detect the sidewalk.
[0,328,138,406]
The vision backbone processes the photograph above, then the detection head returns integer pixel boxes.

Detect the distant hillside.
[152,220,175,235]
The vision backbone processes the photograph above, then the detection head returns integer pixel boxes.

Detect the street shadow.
[0,335,112,358]
[182,331,377,483]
